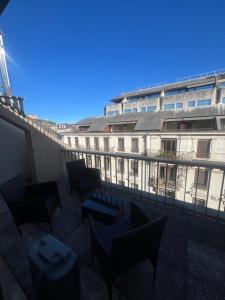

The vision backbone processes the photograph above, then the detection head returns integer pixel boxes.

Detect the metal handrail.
[64,149,225,170]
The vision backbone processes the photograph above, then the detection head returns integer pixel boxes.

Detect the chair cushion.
[0,174,27,202]
[97,218,135,253]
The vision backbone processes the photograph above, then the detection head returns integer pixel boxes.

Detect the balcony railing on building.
[0,95,24,114]
[63,148,225,221]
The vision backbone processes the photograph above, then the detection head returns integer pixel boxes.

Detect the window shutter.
[197,140,210,158]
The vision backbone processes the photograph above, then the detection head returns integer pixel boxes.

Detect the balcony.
[1,131,225,299]
[0,95,24,115]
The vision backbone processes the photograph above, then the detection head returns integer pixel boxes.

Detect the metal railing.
[0,95,24,114]
[63,149,225,221]
[0,100,68,148]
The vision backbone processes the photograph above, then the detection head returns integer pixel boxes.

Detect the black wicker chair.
[0,175,61,233]
[66,159,101,199]
[90,202,168,299]
[0,283,3,300]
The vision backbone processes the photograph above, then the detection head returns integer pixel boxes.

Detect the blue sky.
[1,0,225,123]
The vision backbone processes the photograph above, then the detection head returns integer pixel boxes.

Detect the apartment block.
[60,104,225,213]
[105,71,225,116]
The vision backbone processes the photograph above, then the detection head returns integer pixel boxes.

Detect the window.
[197,139,210,158]
[176,103,183,109]
[128,93,160,102]
[188,101,195,108]
[147,106,157,112]
[104,157,110,171]
[130,160,138,175]
[131,183,139,189]
[188,84,215,92]
[194,168,209,190]
[107,111,114,116]
[222,97,225,104]
[104,137,109,152]
[118,159,124,174]
[95,156,101,169]
[86,155,92,167]
[67,137,71,146]
[118,138,125,151]
[94,137,99,151]
[131,138,139,153]
[197,99,211,107]
[75,137,79,148]
[164,103,175,110]
[124,109,132,114]
[219,82,225,87]
[107,110,120,116]
[159,166,177,182]
[141,107,146,112]
[165,89,180,96]
[124,108,137,114]
[161,139,177,157]
[85,137,90,150]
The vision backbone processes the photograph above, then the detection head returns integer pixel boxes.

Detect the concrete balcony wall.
[0,118,30,184]
[0,103,66,183]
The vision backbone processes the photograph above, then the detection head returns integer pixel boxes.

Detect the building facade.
[61,104,225,215]
[105,71,225,116]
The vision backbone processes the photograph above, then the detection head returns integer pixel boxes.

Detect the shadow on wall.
[0,118,31,184]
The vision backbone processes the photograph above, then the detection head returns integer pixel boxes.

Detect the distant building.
[59,70,225,212]
[105,70,225,116]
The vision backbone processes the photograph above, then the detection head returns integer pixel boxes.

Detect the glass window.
[165,89,180,96]
[197,99,211,107]
[107,111,114,116]
[194,168,209,190]
[130,160,138,175]
[176,103,183,109]
[219,82,225,87]
[124,109,132,114]
[164,103,175,110]
[131,138,139,153]
[133,108,137,113]
[75,137,79,148]
[104,157,110,170]
[128,97,139,102]
[95,156,101,169]
[222,97,225,104]
[188,84,215,92]
[86,155,92,167]
[143,93,161,99]
[104,137,109,151]
[118,138,125,151]
[188,101,195,108]
[94,137,99,151]
[85,137,90,150]
[141,107,146,112]
[147,106,157,112]
[67,137,71,146]
[118,158,124,173]
[128,93,160,102]
[114,110,119,115]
